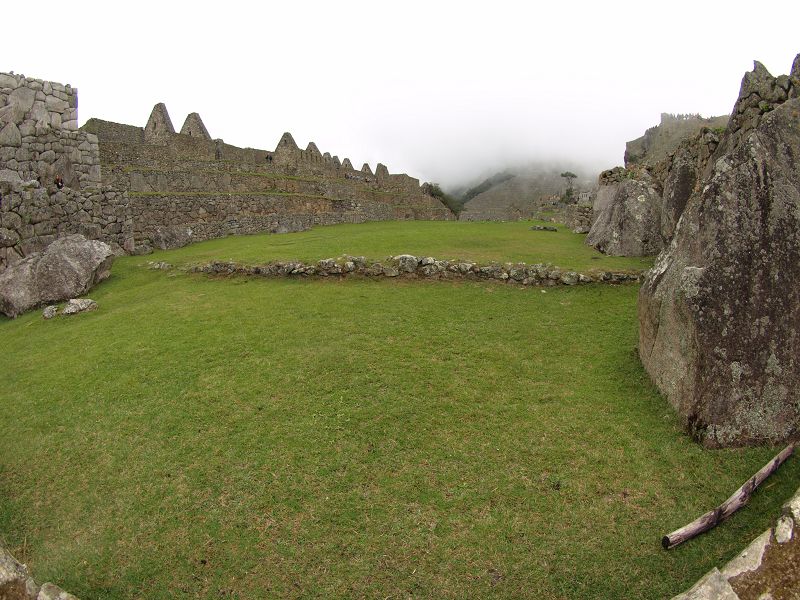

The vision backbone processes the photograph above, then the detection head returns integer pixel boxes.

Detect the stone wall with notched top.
[0,71,453,271]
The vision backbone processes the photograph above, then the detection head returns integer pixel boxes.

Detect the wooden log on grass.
[662,443,795,550]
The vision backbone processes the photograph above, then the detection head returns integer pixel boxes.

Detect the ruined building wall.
[79,102,451,253]
[624,112,728,168]
[0,72,452,269]
[0,73,107,269]
[0,73,100,189]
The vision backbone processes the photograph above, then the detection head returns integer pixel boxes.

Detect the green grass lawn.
[154,220,652,274]
[1,223,796,599]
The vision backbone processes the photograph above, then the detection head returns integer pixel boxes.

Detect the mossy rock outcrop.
[638,55,800,447]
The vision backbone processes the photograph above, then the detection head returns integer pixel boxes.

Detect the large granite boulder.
[638,57,800,447]
[588,124,724,256]
[586,172,663,256]
[0,234,114,318]
[659,129,721,241]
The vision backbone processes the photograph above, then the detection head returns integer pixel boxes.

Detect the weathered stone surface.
[560,271,579,285]
[179,112,210,140]
[0,544,32,600]
[773,516,793,544]
[149,225,193,250]
[275,132,298,152]
[194,256,641,287]
[0,227,20,247]
[147,261,172,270]
[586,175,663,256]
[593,119,724,257]
[393,254,419,273]
[0,123,22,147]
[42,304,58,319]
[671,568,739,600]
[625,112,728,168]
[143,102,175,142]
[0,234,113,318]
[676,485,800,599]
[658,128,721,241]
[62,298,97,315]
[660,147,697,241]
[2,71,452,270]
[784,486,800,522]
[720,530,772,580]
[36,582,79,600]
[639,60,800,446]
[0,87,36,126]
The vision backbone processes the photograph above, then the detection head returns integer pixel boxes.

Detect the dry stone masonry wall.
[624,112,727,168]
[0,73,106,269]
[190,254,640,286]
[0,73,95,187]
[0,71,453,271]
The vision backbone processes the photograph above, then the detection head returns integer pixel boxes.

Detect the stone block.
[1,212,22,229]
[0,73,18,88]
[720,530,772,579]
[0,122,21,146]
[6,86,36,119]
[670,568,739,600]
[44,95,68,112]
[18,122,35,137]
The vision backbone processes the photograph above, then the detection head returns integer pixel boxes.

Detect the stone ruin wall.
[85,111,451,254]
[624,112,728,167]
[586,124,723,257]
[0,73,99,190]
[0,73,108,268]
[0,72,453,270]
[560,204,593,233]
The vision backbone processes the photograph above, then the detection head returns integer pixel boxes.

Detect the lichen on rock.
[639,55,800,447]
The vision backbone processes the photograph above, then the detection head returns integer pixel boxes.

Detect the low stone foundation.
[189,254,641,286]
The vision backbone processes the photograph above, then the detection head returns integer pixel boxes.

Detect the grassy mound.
[1,222,795,599]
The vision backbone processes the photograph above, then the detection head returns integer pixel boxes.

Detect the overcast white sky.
[5,0,799,187]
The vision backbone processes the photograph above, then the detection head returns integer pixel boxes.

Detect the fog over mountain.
[5,0,798,189]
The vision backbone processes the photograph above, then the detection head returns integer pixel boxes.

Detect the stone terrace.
[0,72,453,269]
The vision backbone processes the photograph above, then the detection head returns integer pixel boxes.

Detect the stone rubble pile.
[42,298,98,318]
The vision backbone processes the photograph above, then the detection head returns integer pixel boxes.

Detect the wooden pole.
[662,443,795,550]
